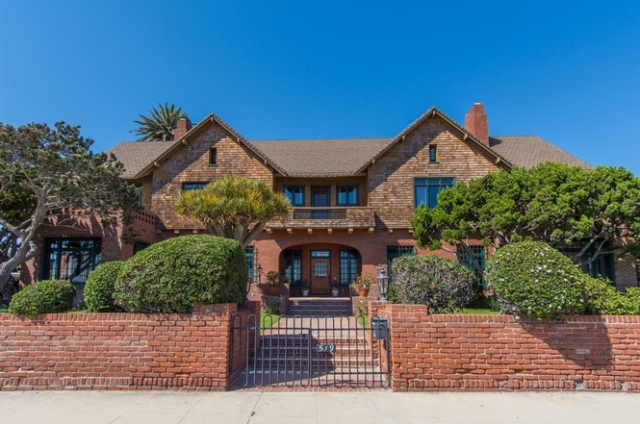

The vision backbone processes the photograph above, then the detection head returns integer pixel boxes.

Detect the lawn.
[260,313,280,328]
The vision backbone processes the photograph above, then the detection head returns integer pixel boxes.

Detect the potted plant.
[265,271,287,295]
[354,273,374,297]
[331,278,340,297]
[301,280,310,297]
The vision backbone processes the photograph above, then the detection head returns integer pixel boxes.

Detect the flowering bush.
[391,255,475,313]
[486,241,586,319]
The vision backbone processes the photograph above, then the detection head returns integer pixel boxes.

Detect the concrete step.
[287,298,353,317]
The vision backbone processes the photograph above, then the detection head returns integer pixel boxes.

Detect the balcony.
[268,207,376,229]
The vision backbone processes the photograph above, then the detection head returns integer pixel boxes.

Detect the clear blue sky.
[1,1,639,175]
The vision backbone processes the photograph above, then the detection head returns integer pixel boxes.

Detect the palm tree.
[175,176,291,247]
[133,103,186,141]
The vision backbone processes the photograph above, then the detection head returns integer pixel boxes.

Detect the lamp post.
[377,264,389,301]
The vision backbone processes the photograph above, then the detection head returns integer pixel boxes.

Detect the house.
[22,104,639,299]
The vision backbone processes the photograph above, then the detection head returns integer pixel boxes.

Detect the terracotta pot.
[265,286,280,295]
[358,288,370,297]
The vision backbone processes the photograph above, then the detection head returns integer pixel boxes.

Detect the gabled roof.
[107,141,174,178]
[251,138,392,177]
[489,136,593,169]
[130,113,288,179]
[108,108,592,180]
[352,107,512,175]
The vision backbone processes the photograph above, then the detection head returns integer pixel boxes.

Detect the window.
[133,241,149,254]
[42,238,102,286]
[336,186,359,206]
[245,246,255,284]
[340,249,359,286]
[457,245,486,286]
[414,177,454,209]
[429,145,437,163]
[182,182,207,191]
[282,249,302,286]
[283,186,305,206]
[558,245,616,285]
[209,148,217,165]
[387,245,415,282]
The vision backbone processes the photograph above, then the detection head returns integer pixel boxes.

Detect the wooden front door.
[310,250,331,295]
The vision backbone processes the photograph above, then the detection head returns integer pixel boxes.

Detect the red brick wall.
[381,304,640,392]
[0,303,253,391]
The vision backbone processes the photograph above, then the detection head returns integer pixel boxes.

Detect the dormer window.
[209,148,217,166]
[429,145,437,163]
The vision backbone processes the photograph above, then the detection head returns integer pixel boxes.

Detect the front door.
[310,250,331,295]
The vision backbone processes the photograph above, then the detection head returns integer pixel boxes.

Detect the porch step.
[287,298,353,316]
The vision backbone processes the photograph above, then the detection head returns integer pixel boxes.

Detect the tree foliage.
[133,103,186,141]
[175,176,291,248]
[0,122,138,294]
[411,163,640,279]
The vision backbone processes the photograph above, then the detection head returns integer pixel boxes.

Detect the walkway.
[1,390,638,423]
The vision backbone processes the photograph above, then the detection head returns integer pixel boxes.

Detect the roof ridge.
[250,137,393,142]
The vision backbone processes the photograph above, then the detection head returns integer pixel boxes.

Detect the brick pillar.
[464,103,489,145]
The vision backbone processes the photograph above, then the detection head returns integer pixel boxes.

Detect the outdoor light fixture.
[377,264,389,301]
[256,264,263,285]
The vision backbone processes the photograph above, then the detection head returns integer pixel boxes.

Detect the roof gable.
[353,107,512,175]
[131,113,286,179]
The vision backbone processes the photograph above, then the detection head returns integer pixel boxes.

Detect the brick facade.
[0,303,258,391]
[374,303,640,392]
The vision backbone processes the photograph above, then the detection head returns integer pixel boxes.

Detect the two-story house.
[23,104,639,299]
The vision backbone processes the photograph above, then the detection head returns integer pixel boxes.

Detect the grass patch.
[356,314,369,327]
[460,308,499,315]
[260,313,280,328]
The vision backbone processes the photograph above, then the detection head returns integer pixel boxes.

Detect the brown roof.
[489,136,593,169]
[106,141,174,178]
[250,138,393,177]
[106,112,592,180]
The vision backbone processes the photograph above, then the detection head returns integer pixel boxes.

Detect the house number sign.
[316,344,335,353]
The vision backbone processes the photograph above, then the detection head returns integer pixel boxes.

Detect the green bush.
[390,255,475,313]
[486,241,586,319]
[8,279,76,317]
[84,261,125,312]
[623,287,640,315]
[114,235,247,313]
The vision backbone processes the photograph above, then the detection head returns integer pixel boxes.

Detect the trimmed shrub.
[84,261,125,312]
[8,279,76,317]
[623,287,640,315]
[114,235,247,313]
[390,255,475,313]
[486,241,586,319]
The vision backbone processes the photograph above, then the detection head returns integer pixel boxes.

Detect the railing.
[270,207,376,228]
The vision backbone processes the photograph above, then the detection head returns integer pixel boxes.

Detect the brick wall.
[615,256,638,290]
[380,303,640,392]
[0,303,256,391]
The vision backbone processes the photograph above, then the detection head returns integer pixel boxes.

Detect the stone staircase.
[287,297,353,316]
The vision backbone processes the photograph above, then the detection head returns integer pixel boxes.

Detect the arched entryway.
[281,243,362,297]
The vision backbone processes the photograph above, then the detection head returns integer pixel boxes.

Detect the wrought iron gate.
[230,314,390,389]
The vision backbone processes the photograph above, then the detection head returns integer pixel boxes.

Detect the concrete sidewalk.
[0,390,638,424]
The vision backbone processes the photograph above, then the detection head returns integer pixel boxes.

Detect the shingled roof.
[107,141,174,178]
[250,138,393,177]
[489,136,593,169]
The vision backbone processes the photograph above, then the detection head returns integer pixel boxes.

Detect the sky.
[1,1,639,175]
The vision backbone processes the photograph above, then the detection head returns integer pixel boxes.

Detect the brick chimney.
[173,116,192,141]
[464,103,489,146]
